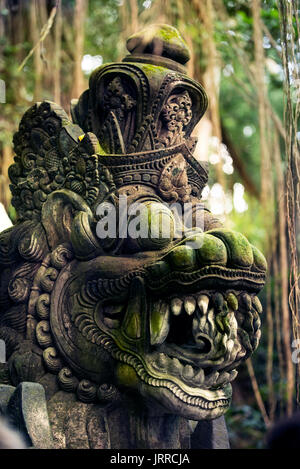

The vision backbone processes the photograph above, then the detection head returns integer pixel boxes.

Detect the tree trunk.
[192,0,225,187]
[252,0,270,207]
[71,0,87,99]
[30,0,42,101]
[273,129,294,415]
[54,0,62,104]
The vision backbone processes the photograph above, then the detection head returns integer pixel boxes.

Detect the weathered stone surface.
[191,416,230,449]
[0,385,15,415]
[126,24,190,70]
[7,382,54,448]
[0,24,266,449]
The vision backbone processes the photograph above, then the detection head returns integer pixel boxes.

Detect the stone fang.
[183,364,194,380]
[205,371,219,386]
[194,369,205,385]
[169,357,183,375]
[184,296,196,315]
[122,277,145,339]
[157,353,168,369]
[197,295,209,315]
[150,300,170,346]
[170,297,183,316]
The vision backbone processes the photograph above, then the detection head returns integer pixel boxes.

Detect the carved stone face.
[49,226,265,420]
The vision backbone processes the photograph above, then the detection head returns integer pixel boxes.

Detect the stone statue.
[0,24,266,449]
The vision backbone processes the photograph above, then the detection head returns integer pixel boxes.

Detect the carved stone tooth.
[182,364,194,380]
[205,371,219,387]
[184,296,196,315]
[198,315,207,331]
[170,297,183,316]
[189,420,198,432]
[226,339,235,353]
[169,357,183,375]
[252,296,263,314]
[197,295,209,315]
[226,292,238,311]
[150,300,170,346]
[122,277,144,339]
[157,353,168,369]
[213,292,224,311]
[236,348,246,360]
[215,371,230,387]
[241,293,252,310]
[194,368,205,385]
[228,370,238,382]
[206,309,216,336]
[191,397,197,406]
[255,329,262,341]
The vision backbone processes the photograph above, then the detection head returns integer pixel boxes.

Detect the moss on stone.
[168,245,197,271]
[115,363,139,389]
[196,234,228,266]
[251,244,267,272]
[207,229,254,269]
[126,24,190,64]
[226,292,238,311]
[147,260,170,278]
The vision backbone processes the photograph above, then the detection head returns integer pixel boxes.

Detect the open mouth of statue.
[91,265,263,408]
[67,228,265,412]
[148,292,242,386]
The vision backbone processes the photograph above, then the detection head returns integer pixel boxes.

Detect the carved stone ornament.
[0,24,266,449]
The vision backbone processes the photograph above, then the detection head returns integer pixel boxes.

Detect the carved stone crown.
[69,24,208,202]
